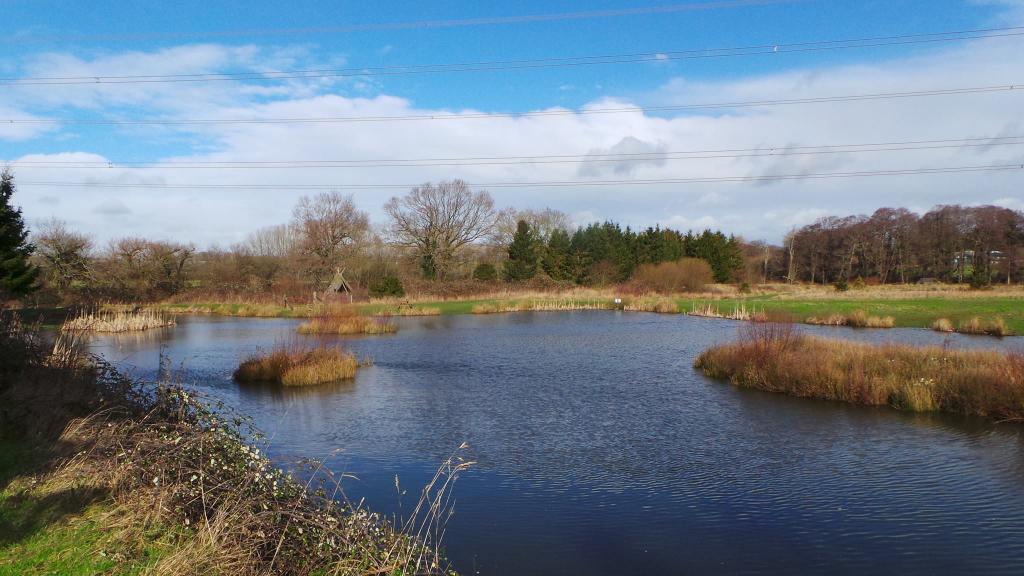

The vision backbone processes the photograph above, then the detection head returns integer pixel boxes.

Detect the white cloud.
[3,10,1024,246]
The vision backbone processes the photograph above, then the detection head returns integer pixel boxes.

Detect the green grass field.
[0,438,176,576]
[681,295,1024,334]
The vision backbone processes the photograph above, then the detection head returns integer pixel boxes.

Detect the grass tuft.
[931,318,956,332]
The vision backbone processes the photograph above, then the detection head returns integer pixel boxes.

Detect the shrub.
[368,275,405,298]
[833,279,849,292]
[472,262,498,282]
[738,282,752,294]
[852,277,866,289]
[632,258,714,294]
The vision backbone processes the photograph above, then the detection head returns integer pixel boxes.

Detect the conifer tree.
[504,220,538,281]
[0,168,38,299]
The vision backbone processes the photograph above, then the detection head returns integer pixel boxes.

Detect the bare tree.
[492,207,571,246]
[238,224,297,258]
[291,192,370,287]
[33,219,93,299]
[383,180,498,279]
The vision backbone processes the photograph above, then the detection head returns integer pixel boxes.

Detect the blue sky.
[2,0,1023,246]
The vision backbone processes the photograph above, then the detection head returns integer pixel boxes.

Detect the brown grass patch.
[62,308,175,332]
[957,317,1013,337]
[931,318,955,332]
[297,303,396,335]
[695,323,1024,420]
[234,344,361,386]
[805,310,894,329]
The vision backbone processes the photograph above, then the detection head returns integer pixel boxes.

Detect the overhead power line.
[5,84,1020,126]
[9,136,1024,169]
[4,25,1022,86]
[3,0,795,43]
[17,164,1023,190]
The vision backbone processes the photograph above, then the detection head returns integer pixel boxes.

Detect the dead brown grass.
[957,317,1013,337]
[62,308,175,332]
[234,344,361,386]
[0,312,468,575]
[805,310,895,328]
[297,303,396,335]
[695,323,1024,420]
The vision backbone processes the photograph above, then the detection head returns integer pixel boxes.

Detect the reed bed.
[297,303,396,335]
[234,344,364,386]
[956,316,1013,337]
[471,298,611,314]
[931,318,956,332]
[62,308,175,332]
[373,305,442,317]
[695,323,1024,420]
[689,302,765,321]
[805,309,895,328]
[624,298,681,314]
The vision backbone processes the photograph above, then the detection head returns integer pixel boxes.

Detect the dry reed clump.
[931,318,956,332]
[805,310,895,329]
[62,308,175,332]
[0,315,469,575]
[623,298,680,314]
[233,344,362,386]
[297,303,396,335]
[695,323,1024,420]
[373,306,442,317]
[957,317,1013,337]
[689,302,761,321]
[471,298,610,314]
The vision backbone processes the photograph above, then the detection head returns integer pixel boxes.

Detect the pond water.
[88,312,1024,575]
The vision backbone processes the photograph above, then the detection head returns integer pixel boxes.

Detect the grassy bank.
[0,313,465,575]
[694,323,1024,420]
[76,284,1024,336]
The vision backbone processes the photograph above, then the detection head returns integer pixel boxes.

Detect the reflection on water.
[87,313,1024,576]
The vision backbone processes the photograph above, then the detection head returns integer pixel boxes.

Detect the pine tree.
[542,228,573,280]
[0,169,38,299]
[504,220,538,281]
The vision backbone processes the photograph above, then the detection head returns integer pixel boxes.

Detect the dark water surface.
[88,313,1024,575]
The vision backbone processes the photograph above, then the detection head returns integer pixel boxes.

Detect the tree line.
[784,205,1024,287]
[2,167,1021,304]
[0,173,748,304]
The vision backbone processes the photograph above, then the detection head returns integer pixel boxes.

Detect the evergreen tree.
[0,169,38,299]
[542,228,573,280]
[504,220,539,281]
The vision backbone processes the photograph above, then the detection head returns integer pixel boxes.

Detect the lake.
[88,312,1024,575]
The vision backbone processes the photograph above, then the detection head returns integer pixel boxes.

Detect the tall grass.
[297,303,396,335]
[234,343,363,386]
[957,316,1013,337]
[805,309,895,328]
[471,298,611,314]
[624,298,680,314]
[695,323,1024,420]
[62,308,175,332]
[373,305,442,317]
